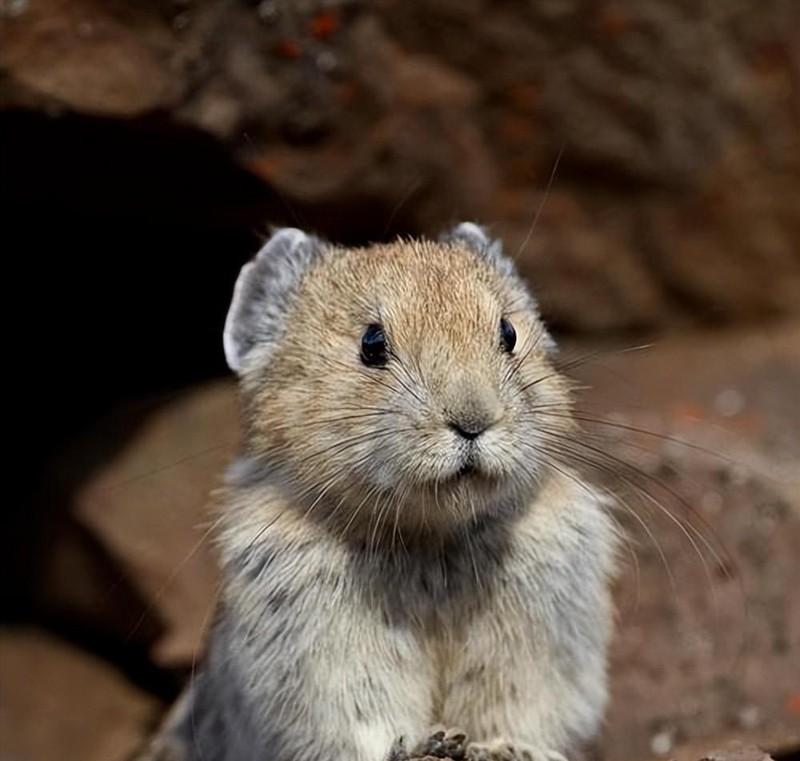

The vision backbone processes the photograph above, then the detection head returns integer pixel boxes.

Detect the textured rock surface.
[2,0,799,331]
[0,628,160,761]
[73,381,235,666]
[697,743,773,761]
[568,324,800,760]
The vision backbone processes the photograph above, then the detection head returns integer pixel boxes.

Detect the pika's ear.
[441,222,550,344]
[223,228,324,374]
[439,222,514,277]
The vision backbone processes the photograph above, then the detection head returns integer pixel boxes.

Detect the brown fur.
[238,240,573,544]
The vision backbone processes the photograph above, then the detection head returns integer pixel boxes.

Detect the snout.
[443,376,502,443]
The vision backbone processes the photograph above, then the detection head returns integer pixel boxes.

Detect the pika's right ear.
[439,222,514,278]
[223,228,324,374]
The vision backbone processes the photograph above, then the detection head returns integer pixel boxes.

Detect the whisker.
[514,143,565,261]
[125,512,226,645]
[523,443,676,595]
[290,427,410,466]
[101,441,238,492]
[536,409,739,468]
[384,179,423,236]
[530,426,736,609]
[501,330,545,387]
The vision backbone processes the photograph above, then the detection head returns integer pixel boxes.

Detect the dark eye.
[360,323,389,367]
[500,317,516,353]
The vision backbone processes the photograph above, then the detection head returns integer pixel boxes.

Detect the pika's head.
[224,224,574,540]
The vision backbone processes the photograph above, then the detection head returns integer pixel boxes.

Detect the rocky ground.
[570,325,800,760]
[2,323,797,761]
[3,0,800,333]
[2,1,798,758]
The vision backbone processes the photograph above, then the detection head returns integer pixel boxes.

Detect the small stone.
[651,729,674,756]
[316,50,338,74]
[737,704,761,729]
[714,388,746,418]
[2,0,27,18]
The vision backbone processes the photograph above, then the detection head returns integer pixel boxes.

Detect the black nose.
[448,420,488,441]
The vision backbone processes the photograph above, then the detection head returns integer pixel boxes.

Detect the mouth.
[432,446,500,487]
[442,454,494,485]
[454,462,478,479]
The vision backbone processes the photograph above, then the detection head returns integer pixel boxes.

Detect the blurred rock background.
[1,0,798,759]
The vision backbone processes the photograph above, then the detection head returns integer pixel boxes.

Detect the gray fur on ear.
[223,228,325,374]
[439,222,515,277]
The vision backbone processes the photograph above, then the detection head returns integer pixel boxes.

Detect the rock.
[73,381,236,667]
[38,515,164,654]
[2,0,799,331]
[566,323,800,758]
[0,628,159,761]
[699,743,773,761]
[0,0,181,116]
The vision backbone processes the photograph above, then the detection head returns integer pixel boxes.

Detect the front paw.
[386,728,468,760]
[411,726,468,759]
[466,741,568,761]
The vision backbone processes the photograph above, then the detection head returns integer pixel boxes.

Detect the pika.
[145,224,617,761]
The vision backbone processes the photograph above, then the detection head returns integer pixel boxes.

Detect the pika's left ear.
[223,228,324,374]
[441,222,554,349]
[439,222,514,277]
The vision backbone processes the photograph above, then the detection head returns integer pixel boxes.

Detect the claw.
[412,726,468,759]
